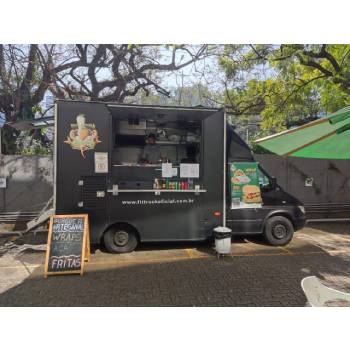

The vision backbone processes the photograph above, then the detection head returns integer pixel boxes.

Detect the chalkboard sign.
[44,214,90,277]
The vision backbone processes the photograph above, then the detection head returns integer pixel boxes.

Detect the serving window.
[112,117,202,167]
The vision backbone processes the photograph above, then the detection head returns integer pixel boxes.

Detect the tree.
[219,44,350,133]
[0,44,213,153]
[50,44,212,102]
[0,44,87,153]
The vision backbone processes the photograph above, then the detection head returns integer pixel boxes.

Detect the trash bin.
[213,226,232,255]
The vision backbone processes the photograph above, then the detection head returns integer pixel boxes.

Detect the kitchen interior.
[111,111,204,192]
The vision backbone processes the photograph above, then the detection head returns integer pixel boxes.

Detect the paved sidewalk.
[0,223,349,306]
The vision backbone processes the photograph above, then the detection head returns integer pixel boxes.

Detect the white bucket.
[214,226,232,254]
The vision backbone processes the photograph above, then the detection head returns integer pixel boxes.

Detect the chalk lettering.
[56,259,63,269]
[52,232,82,242]
[46,215,88,275]
[50,255,81,270]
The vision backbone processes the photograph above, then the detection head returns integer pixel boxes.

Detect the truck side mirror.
[270,177,277,190]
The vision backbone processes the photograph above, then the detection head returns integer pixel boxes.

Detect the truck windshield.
[258,166,271,189]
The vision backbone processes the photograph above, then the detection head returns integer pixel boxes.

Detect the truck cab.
[225,124,306,246]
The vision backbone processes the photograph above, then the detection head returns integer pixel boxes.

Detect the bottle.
[153,178,158,189]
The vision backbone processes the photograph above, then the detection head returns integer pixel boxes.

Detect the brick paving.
[0,223,349,306]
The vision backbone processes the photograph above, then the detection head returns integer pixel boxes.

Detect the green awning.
[291,129,350,159]
[254,107,350,159]
[328,106,350,124]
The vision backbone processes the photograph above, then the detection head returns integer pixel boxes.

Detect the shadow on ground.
[1,223,349,306]
[306,222,350,235]
[1,244,349,307]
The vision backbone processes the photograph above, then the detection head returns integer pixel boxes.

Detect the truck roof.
[56,99,222,113]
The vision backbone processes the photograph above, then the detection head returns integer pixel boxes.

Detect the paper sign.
[180,163,199,178]
[0,178,6,188]
[162,162,173,178]
[172,167,178,176]
[305,177,313,187]
[94,152,108,173]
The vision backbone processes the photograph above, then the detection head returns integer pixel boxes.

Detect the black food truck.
[54,100,306,253]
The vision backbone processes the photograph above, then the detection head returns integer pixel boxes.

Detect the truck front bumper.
[294,215,306,231]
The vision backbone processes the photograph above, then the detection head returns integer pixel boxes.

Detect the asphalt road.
[0,223,349,306]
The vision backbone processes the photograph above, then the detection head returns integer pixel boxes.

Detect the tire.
[103,225,138,253]
[263,216,294,246]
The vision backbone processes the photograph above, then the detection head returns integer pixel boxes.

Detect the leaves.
[219,44,350,133]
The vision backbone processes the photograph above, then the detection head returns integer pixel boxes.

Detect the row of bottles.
[153,178,194,190]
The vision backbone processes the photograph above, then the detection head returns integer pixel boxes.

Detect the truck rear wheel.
[263,216,294,246]
[103,225,138,253]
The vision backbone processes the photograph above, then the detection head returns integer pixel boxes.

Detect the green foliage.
[15,129,53,156]
[16,138,52,156]
[220,44,350,134]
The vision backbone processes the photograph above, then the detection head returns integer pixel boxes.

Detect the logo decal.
[64,114,101,158]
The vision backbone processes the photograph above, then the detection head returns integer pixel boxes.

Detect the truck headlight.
[298,205,305,214]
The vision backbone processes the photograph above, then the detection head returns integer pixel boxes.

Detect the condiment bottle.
[153,178,158,189]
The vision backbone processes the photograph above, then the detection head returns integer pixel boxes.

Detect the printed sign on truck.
[230,162,262,209]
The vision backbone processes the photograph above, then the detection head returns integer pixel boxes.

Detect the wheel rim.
[113,230,129,246]
[273,224,287,239]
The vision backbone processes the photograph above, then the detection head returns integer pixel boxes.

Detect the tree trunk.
[1,125,20,154]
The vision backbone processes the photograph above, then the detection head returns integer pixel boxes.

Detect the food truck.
[54,100,306,253]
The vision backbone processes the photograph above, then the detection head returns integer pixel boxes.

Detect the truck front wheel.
[103,225,138,253]
[263,216,294,246]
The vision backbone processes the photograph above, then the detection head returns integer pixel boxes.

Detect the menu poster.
[44,214,90,277]
[180,163,199,178]
[230,162,262,209]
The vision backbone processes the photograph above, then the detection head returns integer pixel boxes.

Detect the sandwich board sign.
[44,214,90,277]
[230,162,262,209]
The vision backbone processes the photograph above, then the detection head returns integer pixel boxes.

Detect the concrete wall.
[255,154,350,218]
[0,155,53,213]
[255,154,350,205]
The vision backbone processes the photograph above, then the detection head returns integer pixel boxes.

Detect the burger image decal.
[242,185,262,203]
[64,114,101,158]
[230,162,263,208]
